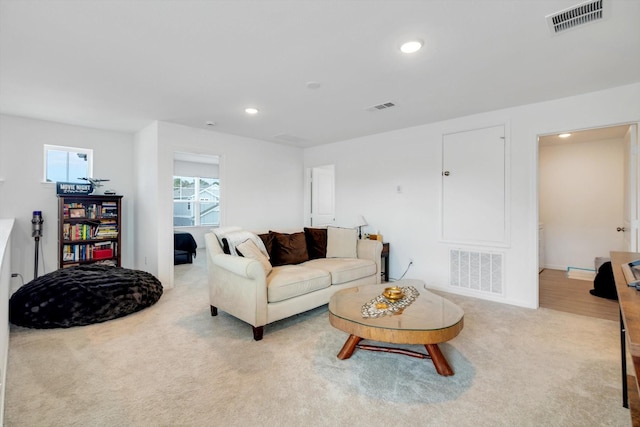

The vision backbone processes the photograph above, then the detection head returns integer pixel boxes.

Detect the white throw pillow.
[223,230,269,258]
[236,239,273,275]
[326,226,358,258]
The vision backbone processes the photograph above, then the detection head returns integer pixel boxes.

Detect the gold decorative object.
[361,286,420,318]
[383,286,404,301]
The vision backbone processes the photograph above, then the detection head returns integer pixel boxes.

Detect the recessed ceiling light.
[400,40,423,54]
[245,107,259,115]
[559,133,571,138]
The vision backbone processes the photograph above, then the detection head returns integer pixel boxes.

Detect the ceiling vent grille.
[272,133,309,145]
[546,0,607,34]
[365,102,396,112]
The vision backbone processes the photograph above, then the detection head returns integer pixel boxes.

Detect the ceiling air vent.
[546,0,608,35]
[365,102,396,112]
[272,133,309,145]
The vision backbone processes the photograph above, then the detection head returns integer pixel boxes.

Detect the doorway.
[309,165,335,227]
[538,123,638,315]
[172,151,220,286]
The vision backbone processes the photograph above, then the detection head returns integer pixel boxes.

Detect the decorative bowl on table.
[383,286,404,301]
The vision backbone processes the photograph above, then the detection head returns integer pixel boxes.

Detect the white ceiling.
[1,0,639,148]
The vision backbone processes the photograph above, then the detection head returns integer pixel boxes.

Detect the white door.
[442,125,506,244]
[623,124,639,252]
[310,165,335,226]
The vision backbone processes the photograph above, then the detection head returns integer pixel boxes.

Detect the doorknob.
[617,227,626,232]
[443,171,450,176]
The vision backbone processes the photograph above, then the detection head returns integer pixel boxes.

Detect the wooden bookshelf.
[57,195,123,268]
[612,251,640,426]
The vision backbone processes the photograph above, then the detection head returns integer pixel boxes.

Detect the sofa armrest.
[357,239,382,261]
[357,239,383,284]
[206,246,268,328]
[213,253,265,280]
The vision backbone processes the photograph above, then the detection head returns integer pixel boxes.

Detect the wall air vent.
[450,248,503,296]
[365,102,396,112]
[546,0,608,35]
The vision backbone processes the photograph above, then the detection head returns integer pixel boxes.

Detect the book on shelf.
[59,195,122,268]
[622,259,640,286]
[62,241,117,263]
[63,222,118,241]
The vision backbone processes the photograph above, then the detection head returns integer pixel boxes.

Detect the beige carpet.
[3,250,631,426]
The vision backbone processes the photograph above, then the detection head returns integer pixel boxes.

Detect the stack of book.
[101,201,118,218]
[95,222,118,238]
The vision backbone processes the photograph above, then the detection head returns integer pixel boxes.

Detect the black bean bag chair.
[9,264,163,328]
[589,261,618,301]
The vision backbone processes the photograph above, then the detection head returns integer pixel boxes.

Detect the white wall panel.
[442,125,506,245]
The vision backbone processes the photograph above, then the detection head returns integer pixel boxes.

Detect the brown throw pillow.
[304,227,327,259]
[258,233,274,258]
[270,231,309,266]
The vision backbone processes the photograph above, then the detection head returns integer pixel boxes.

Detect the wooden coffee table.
[328,280,464,376]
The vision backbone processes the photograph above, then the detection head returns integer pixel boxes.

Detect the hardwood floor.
[539,268,619,322]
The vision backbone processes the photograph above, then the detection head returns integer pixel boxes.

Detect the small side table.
[381,243,389,282]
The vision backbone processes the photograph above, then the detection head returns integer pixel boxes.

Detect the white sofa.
[205,227,382,340]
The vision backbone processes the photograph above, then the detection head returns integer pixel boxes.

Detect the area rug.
[3,251,631,426]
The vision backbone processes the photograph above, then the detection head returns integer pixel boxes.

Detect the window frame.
[173,175,220,227]
[43,144,94,184]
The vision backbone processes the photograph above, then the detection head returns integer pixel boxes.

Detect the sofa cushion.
[302,258,376,285]
[267,265,331,303]
[270,231,309,266]
[304,227,327,259]
[237,239,273,275]
[326,226,358,258]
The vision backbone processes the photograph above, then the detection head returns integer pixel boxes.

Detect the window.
[44,144,93,183]
[173,176,220,226]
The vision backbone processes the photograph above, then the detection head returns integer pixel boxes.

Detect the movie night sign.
[56,182,93,195]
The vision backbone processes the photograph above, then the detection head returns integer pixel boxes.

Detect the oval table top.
[328,279,464,345]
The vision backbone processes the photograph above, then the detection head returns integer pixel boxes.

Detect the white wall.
[304,82,640,308]
[0,114,135,291]
[0,219,14,422]
[135,121,305,288]
[2,83,638,307]
[133,122,160,280]
[539,137,625,271]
